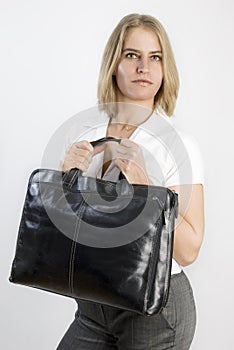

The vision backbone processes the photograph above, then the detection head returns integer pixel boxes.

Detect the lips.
[132,79,153,86]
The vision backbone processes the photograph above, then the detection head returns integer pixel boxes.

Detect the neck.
[112,102,153,127]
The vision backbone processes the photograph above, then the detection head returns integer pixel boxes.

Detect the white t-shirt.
[60,111,205,274]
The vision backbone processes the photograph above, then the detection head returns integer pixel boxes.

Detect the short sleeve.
[164,131,205,187]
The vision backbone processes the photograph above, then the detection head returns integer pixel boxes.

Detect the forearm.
[173,214,203,266]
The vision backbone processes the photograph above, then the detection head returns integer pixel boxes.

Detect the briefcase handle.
[63,137,124,186]
[90,136,122,148]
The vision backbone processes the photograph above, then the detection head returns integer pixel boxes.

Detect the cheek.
[116,61,135,81]
[116,63,127,82]
[154,70,163,93]
[153,64,163,82]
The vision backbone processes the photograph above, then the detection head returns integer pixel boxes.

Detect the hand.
[111,139,152,185]
[62,140,106,172]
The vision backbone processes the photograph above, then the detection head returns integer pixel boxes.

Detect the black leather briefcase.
[9,137,178,316]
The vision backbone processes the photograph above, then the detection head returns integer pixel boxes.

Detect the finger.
[114,158,130,171]
[78,158,90,170]
[116,148,134,160]
[78,151,93,163]
[93,143,106,156]
[116,148,128,156]
[73,140,93,153]
[114,158,122,170]
[63,153,91,172]
[62,160,88,173]
[117,143,136,154]
[118,144,140,159]
[120,139,135,148]
[69,148,93,163]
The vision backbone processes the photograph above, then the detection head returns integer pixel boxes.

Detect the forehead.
[123,26,161,50]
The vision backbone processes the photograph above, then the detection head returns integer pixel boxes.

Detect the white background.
[1,0,233,349]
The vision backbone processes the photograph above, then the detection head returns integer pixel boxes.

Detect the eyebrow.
[122,48,162,54]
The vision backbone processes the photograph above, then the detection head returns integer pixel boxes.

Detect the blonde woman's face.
[115,27,163,108]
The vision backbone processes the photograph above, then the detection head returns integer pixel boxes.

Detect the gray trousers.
[56,271,196,349]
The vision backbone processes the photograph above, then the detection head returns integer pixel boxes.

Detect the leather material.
[9,137,178,316]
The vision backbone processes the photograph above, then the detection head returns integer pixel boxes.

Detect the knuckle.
[72,141,81,149]
[82,140,93,151]
[125,165,130,171]
[71,140,92,151]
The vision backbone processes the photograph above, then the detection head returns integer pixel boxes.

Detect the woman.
[57,13,205,350]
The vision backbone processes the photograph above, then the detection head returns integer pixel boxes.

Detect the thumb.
[92,142,106,156]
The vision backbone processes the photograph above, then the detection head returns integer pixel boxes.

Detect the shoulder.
[151,113,205,186]
[156,113,203,159]
[175,129,204,163]
[172,128,205,186]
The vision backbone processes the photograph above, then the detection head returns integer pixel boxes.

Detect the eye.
[125,52,139,59]
[151,55,162,61]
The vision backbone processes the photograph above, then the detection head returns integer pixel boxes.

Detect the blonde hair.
[97,13,179,117]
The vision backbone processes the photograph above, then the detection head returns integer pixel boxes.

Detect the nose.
[137,58,149,74]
